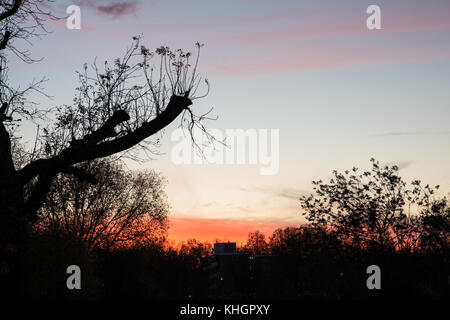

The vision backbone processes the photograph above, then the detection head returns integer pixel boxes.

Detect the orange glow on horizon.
[168,216,298,245]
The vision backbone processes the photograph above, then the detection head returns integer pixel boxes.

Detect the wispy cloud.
[96,2,138,18]
[386,161,414,171]
[238,186,308,200]
[216,43,450,75]
[174,1,448,54]
[371,131,450,138]
[372,132,425,137]
[76,0,139,19]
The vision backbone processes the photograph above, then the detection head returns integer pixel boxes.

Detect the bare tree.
[0,1,213,248]
[37,159,169,251]
[179,239,213,269]
[244,231,269,255]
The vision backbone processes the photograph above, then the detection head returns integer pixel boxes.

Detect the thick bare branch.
[17,94,192,184]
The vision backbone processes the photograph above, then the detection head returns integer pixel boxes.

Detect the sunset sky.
[9,0,450,244]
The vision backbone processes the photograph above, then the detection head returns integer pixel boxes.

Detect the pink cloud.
[209,16,450,48]
[207,9,450,76]
[216,45,450,76]
[174,9,342,31]
[210,23,365,48]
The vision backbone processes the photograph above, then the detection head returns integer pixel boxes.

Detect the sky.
[8,0,450,244]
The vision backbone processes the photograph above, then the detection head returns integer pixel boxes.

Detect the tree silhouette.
[179,239,213,268]
[37,159,169,251]
[300,158,442,253]
[244,230,269,255]
[269,225,339,256]
[0,1,212,250]
[417,197,450,253]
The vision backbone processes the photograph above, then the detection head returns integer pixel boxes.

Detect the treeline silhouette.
[1,158,448,299]
[11,223,448,300]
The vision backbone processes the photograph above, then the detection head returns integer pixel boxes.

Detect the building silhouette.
[202,242,278,299]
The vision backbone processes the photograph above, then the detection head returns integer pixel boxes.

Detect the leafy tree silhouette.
[300,158,445,254]
[417,197,450,254]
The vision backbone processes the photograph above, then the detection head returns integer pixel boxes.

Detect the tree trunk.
[0,180,28,298]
